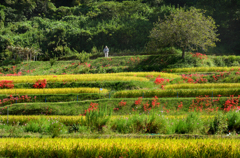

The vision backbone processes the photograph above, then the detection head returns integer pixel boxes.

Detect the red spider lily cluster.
[114,100,127,111]
[85,63,91,68]
[151,96,160,108]
[132,96,160,112]
[0,80,14,89]
[224,95,240,112]
[143,102,151,112]
[103,64,110,68]
[129,57,141,63]
[126,57,141,64]
[181,74,208,83]
[25,69,35,74]
[119,100,126,107]
[0,95,35,107]
[0,71,22,76]
[162,102,170,113]
[80,102,99,116]
[113,107,119,111]
[135,97,142,106]
[177,102,183,111]
[44,106,53,115]
[154,76,170,85]
[142,96,161,112]
[190,52,208,60]
[189,95,221,113]
[212,72,228,81]
[146,75,154,79]
[33,79,47,88]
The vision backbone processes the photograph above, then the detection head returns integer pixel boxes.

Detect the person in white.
[103,46,109,57]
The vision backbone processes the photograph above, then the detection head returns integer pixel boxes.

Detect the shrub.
[81,103,112,132]
[226,111,240,132]
[76,51,92,63]
[175,112,203,134]
[49,57,58,67]
[48,120,66,138]
[209,112,228,134]
[24,118,50,133]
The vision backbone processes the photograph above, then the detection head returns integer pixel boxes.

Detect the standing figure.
[103,46,109,57]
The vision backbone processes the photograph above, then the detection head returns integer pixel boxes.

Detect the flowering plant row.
[114,88,240,98]
[162,66,240,73]
[0,87,108,95]
[0,138,240,157]
[0,95,34,107]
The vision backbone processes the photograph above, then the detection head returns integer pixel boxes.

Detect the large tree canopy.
[149,7,220,59]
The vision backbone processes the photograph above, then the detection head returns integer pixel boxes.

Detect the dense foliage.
[149,7,219,59]
[0,0,239,61]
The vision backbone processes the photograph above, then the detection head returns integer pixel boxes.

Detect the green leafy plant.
[48,120,66,138]
[69,123,79,133]
[83,103,112,132]
[9,122,22,137]
[76,51,92,63]
[49,57,58,67]
[209,112,228,135]
[149,7,219,59]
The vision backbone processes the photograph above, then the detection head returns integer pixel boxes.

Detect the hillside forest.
[0,0,239,61]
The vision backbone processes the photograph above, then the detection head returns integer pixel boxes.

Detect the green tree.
[149,7,219,59]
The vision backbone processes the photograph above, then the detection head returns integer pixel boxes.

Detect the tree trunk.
[182,48,185,59]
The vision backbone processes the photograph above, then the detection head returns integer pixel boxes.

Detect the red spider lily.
[177,102,183,111]
[0,80,14,89]
[154,76,169,86]
[151,96,160,108]
[85,63,91,68]
[143,101,151,112]
[191,52,208,60]
[224,95,239,112]
[0,94,33,106]
[189,95,220,113]
[81,102,99,116]
[135,97,142,106]
[33,79,47,88]
[113,108,119,111]
[119,100,127,107]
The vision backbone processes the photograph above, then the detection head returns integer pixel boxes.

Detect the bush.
[24,118,50,133]
[175,112,203,134]
[82,104,112,132]
[226,111,240,132]
[209,112,228,134]
[49,57,58,67]
[76,51,92,63]
[49,120,66,138]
